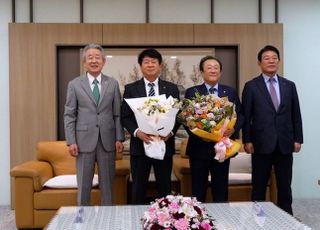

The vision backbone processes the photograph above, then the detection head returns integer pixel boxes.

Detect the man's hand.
[160,132,173,142]
[294,142,302,153]
[223,128,235,137]
[115,141,124,153]
[136,130,154,144]
[244,142,254,154]
[68,144,78,157]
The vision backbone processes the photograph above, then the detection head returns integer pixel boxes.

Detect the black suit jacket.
[184,83,244,160]
[121,78,180,157]
[242,75,303,154]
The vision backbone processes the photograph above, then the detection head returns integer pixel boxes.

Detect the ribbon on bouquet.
[214,137,233,162]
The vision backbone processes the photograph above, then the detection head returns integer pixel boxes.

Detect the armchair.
[10,141,130,229]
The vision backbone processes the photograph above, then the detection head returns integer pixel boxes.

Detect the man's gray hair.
[82,44,105,61]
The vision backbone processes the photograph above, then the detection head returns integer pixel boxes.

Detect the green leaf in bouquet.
[225,104,234,117]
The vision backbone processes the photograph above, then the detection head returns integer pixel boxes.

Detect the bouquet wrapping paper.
[178,93,240,162]
[125,95,179,160]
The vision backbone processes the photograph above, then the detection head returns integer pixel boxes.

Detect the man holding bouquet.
[183,56,243,202]
[242,45,303,214]
[121,48,180,204]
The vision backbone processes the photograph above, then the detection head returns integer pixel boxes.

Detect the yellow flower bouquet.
[178,93,240,162]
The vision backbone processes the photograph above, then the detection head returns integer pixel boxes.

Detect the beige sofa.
[10,141,130,229]
[173,139,277,202]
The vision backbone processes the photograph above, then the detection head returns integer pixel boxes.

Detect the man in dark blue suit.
[242,45,303,214]
[184,56,243,202]
[121,49,180,204]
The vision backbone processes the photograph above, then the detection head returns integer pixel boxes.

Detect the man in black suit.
[121,48,180,204]
[242,45,303,214]
[184,56,243,202]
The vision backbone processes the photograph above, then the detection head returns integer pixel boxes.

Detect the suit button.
[96,125,99,128]
[97,113,100,115]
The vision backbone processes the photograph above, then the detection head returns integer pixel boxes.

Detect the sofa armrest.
[115,159,130,176]
[172,155,192,196]
[172,155,190,175]
[10,161,53,191]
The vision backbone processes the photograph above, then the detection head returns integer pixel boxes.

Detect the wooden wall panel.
[10,23,102,167]
[103,24,194,45]
[194,24,283,92]
[9,23,103,206]
[9,23,282,206]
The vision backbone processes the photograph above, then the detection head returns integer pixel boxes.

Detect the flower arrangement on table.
[142,195,216,230]
[125,95,180,160]
[177,93,240,162]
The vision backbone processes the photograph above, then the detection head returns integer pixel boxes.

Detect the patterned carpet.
[1,199,319,229]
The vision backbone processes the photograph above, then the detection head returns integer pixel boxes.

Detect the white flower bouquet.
[124,95,180,160]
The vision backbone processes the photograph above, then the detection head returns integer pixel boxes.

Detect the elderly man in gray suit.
[64,44,124,206]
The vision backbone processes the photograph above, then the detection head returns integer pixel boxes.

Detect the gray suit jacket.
[64,73,124,153]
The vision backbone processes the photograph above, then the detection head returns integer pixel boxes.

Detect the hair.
[199,55,222,72]
[82,43,105,61]
[257,45,280,61]
[138,48,162,65]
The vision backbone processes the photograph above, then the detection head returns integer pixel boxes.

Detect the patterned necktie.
[148,82,155,96]
[209,87,217,95]
[92,79,100,104]
[269,78,279,110]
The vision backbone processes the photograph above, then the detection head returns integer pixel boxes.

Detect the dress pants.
[189,156,230,202]
[130,155,172,204]
[76,137,115,206]
[251,149,293,214]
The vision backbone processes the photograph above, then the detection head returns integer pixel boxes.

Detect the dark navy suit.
[242,75,303,214]
[121,78,180,204]
[184,83,243,202]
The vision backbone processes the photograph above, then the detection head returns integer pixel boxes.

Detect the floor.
[1,199,319,229]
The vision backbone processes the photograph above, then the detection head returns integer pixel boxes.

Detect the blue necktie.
[148,83,155,96]
[209,87,217,95]
[92,79,100,104]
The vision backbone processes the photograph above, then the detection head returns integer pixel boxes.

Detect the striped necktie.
[209,87,217,95]
[148,82,155,96]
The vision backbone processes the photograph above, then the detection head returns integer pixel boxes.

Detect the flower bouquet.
[177,93,240,162]
[142,195,216,230]
[124,95,180,160]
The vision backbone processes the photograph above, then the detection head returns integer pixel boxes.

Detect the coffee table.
[46,202,311,229]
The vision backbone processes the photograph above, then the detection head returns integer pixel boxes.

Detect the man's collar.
[87,72,102,83]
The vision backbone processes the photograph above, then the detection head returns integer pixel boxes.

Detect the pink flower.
[142,195,215,230]
[174,218,189,230]
[169,201,179,212]
[157,211,170,226]
[200,222,212,230]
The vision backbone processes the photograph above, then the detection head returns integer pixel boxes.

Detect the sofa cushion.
[43,174,99,188]
[229,152,252,173]
[37,141,124,176]
[228,173,252,184]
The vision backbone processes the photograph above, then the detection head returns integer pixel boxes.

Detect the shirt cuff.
[133,128,139,137]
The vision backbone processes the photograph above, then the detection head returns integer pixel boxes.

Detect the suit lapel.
[218,85,228,97]
[278,75,287,111]
[99,74,109,105]
[159,78,167,95]
[80,74,96,104]
[198,84,209,96]
[137,78,147,97]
